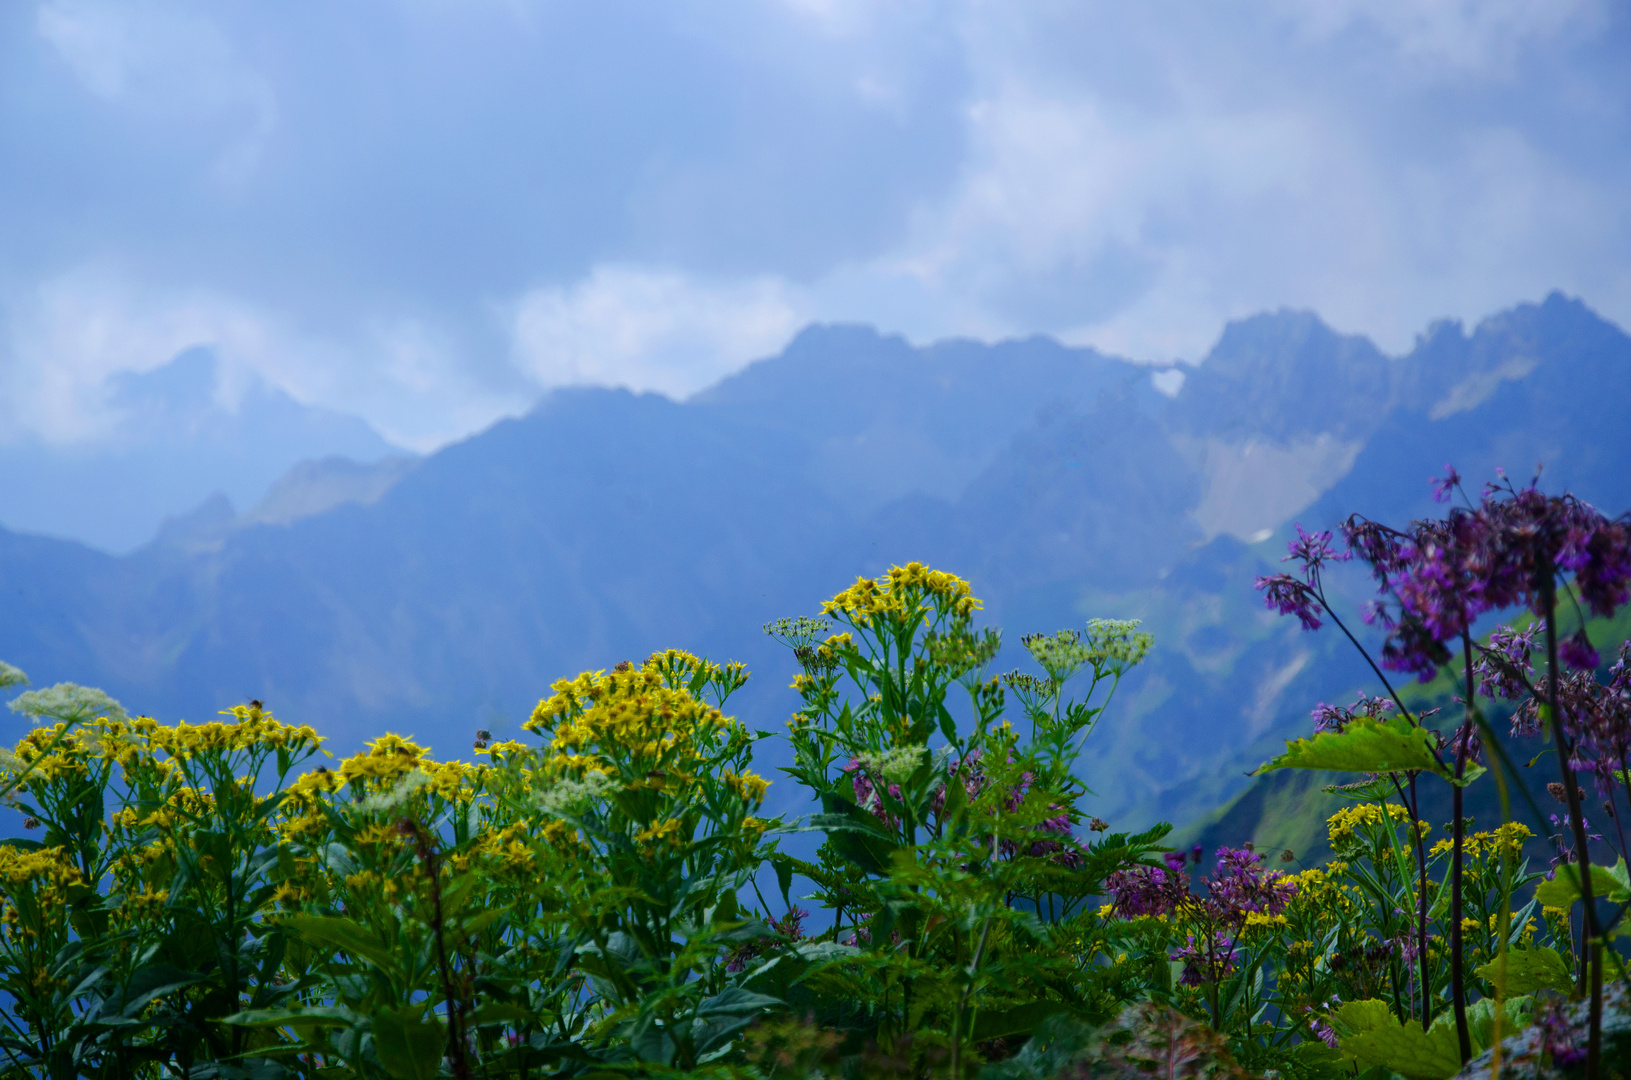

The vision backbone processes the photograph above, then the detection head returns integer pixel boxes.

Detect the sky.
[0,0,1627,452]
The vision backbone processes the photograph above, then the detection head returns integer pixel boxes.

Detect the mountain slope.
[1,294,1626,832]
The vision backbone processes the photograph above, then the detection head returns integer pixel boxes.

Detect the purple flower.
[1560,629,1600,672]
[1256,573,1324,631]
[1430,464,1461,504]
[1285,524,1350,577]
[1474,623,1536,700]
[1105,864,1183,918]
[1537,998,1586,1068]
[1170,932,1239,986]
[1311,692,1393,734]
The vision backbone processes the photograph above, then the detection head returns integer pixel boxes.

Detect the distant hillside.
[1,292,1626,833]
[0,348,406,553]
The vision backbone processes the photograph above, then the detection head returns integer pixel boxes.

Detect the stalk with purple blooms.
[1255,466,1631,1077]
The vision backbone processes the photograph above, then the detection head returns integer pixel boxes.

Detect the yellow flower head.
[821,563,982,628]
[1326,803,1419,848]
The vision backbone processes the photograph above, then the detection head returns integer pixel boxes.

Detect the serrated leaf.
[1534,862,1628,910]
[1475,946,1573,995]
[1256,716,1466,782]
[1464,995,1532,1052]
[1334,999,1462,1080]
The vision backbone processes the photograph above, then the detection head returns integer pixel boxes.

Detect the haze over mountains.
[2,292,1627,831]
[0,347,407,554]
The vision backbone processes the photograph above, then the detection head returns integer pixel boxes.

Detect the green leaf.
[971,1002,1069,1042]
[222,1005,359,1031]
[1534,862,1628,910]
[1334,999,1462,1080]
[1475,946,1573,995]
[373,1004,446,1080]
[470,1002,536,1028]
[1464,995,1533,1052]
[1256,716,1465,781]
[280,915,397,973]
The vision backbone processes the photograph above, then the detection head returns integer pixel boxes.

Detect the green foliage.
[0,560,1612,1079]
[1254,714,1483,787]
[1333,998,1464,1079]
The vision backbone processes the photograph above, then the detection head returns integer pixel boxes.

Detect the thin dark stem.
[1541,570,1601,1080]
[1315,595,1417,725]
[402,819,474,1080]
[1408,775,1431,1030]
[1449,634,1474,1065]
[1615,750,1631,862]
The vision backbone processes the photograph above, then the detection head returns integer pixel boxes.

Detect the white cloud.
[0,266,528,452]
[2,0,1627,452]
[510,267,808,398]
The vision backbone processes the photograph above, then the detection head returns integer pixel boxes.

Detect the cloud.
[35,0,277,185]
[510,267,807,398]
[0,265,526,452]
[0,0,1626,449]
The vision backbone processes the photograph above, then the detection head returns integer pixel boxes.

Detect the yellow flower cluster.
[1429,822,1532,862]
[473,819,537,871]
[821,562,982,627]
[1285,862,1361,922]
[633,817,684,850]
[525,660,745,781]
[1326,803,1423,848]
[147,706,323,759]
[723,769,770,808]
[0,845,85,934]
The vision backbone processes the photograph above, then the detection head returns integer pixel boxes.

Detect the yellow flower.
[821,563,982,627]
[633,818,684,850]
[1326,803,1418,848]
[724,769,770,807]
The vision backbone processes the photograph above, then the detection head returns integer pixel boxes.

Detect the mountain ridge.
[1,292,1625,832]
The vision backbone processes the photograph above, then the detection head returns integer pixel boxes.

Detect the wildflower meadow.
[1,473,1630,1079]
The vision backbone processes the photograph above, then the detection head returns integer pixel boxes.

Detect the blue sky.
[1,0,1627,450]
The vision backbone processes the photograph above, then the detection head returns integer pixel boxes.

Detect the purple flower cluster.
[1260,477,1631,686]
[1508,641,1631,797]
[1536,997,1586,1069]
[1170,932,1238,987]
[1310,692,1394,735]
[1105,846,1297,930]
[724,907,808,972]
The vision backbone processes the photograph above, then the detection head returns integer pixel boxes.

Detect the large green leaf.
[373,1004,446,1080]
[1334,999,1462,1080]
[1534,861,1629,910]
[1464,995,1533,1051]
[1475,946,1572,995]
[1255,716,1480,785]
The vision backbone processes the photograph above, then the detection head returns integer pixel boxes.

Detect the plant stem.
[1449,634,1474,1064]
[1408,774,1431,1029]
[1540,568,1600,1080]
[403,818,474,1080]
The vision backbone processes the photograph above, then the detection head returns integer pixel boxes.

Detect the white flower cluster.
[9,683,128,725]
[535,770,620,816]
[354,769,434,814]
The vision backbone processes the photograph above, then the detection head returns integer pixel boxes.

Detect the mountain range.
[2,292,1627,835]
[0,347,406,554]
